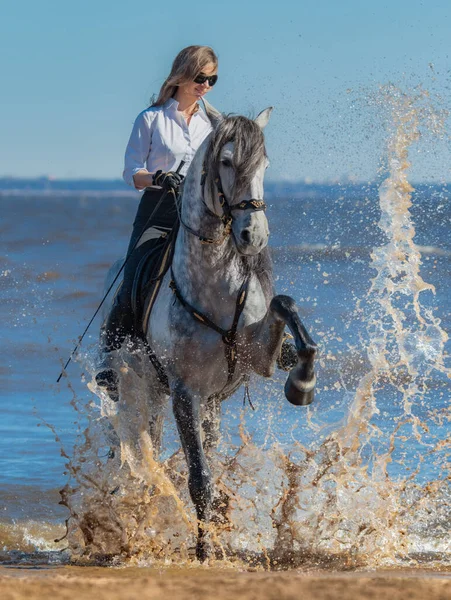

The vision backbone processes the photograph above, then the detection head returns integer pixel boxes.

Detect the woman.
[96,45,219,396]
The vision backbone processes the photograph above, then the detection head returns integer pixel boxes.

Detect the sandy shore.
[1,566,451,600]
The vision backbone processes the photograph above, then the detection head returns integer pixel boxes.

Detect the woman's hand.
[152,170,184,191]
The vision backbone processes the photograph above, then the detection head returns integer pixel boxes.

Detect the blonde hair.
[151,46,218,107]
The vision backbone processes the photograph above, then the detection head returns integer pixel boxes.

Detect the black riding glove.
[152,170,184,191]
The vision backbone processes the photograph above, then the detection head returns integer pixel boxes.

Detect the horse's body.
[100,104,317,560]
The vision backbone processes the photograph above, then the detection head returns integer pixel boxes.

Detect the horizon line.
[0,176,450,187]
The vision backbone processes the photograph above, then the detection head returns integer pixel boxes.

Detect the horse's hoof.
[277,339,298,371]
[96,368,119,402]
[284,376,315,406]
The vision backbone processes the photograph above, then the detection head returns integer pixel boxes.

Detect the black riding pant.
[103,187,178,351]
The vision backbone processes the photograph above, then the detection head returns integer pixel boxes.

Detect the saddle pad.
[132,224,179,336]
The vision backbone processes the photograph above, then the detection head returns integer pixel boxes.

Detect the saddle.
[130,223,179,337]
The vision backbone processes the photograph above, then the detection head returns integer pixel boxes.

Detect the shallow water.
[1,89,450,569]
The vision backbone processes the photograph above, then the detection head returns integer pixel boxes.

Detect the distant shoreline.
[0,179,449,200]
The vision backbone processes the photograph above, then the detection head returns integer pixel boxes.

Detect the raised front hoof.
[284,377,315,406]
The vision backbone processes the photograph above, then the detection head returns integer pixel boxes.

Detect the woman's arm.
[123,111,155,191]
[132,169,154,190]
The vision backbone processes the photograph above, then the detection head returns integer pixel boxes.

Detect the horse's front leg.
[272,295,317,405]
[172,382,212,561]
[202,395,221,454]
[253,295,317,406]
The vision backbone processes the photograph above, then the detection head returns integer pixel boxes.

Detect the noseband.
[179,160,267,245]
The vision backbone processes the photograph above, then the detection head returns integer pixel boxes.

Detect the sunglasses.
[193,73,218,86]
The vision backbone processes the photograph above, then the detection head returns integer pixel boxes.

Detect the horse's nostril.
[241,229,251,244]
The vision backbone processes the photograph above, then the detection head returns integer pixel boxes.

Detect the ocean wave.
[271,244,451,258]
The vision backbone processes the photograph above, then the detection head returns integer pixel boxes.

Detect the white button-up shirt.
[123,98,212,190]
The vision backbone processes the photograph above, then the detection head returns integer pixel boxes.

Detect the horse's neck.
[173,155,246,319]
[175,227,244,287]
[173,211,245,297]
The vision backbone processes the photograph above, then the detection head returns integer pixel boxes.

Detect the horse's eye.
[221,158,233,168]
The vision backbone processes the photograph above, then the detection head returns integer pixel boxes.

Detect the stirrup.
[95,368,120,402]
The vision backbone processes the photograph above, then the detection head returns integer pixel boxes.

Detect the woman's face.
[178,62,217,101]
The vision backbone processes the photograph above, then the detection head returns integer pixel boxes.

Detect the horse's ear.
[255,107,273,130]
[202,98,223,130]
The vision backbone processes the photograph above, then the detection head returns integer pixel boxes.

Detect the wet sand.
[1,566,451,600]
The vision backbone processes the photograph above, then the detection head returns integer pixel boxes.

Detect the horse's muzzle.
[234,227,269,256]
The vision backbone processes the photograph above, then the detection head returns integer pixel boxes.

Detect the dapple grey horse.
[100,103,317,560]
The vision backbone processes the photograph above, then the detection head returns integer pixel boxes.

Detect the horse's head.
[203,103,273,256]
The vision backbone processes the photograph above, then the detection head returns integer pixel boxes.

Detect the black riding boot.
[95,289,135,403]
[95,241,153,400]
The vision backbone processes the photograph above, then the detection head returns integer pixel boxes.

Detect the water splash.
[342,84,449,449]
[54,85,451,569]
[271,84,451,566]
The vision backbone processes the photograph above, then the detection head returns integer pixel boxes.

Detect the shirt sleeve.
[122,110,155,189]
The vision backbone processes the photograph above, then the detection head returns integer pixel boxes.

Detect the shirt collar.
[197,103,213,126]
[164,97,179,112]
[164,97,212,125]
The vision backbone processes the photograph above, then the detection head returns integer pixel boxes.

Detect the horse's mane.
[204,114,274,299]
[205,115,267,202]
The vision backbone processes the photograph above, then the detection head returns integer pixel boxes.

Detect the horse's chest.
[241,280,268,326]
[150,274,267,393]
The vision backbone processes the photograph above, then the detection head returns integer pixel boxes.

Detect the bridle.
[178,158,267,245]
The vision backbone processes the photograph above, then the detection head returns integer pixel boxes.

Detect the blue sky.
[1,0,450,182]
